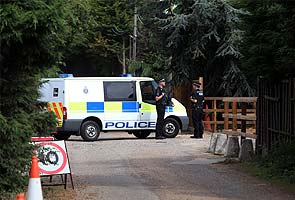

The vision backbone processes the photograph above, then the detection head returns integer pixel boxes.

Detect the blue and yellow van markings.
[87,102,104,113]
[165,106,173,112]
[68,101,176,113]
[122,102,139,112]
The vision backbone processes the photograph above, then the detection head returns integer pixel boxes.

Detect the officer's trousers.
[192,109,204,138]
[156,105,165,137]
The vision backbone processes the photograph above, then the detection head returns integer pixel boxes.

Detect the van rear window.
[53,88,58,97]
[103,81,136,101]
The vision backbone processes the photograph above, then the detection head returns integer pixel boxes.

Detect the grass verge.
[241,162,295,193]
[240,141,295,193]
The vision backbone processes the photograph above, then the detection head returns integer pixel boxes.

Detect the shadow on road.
[67,137,156,142]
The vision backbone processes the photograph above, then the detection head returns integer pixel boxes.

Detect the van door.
[139,81,157,129]
[39,79,64,103]
[103,81,140,130]
[39,79,65,127]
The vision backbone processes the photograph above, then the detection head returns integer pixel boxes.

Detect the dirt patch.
[43,186,76,200]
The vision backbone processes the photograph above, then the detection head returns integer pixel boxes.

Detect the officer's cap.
[192,81,201,86]
[159,78,166,82]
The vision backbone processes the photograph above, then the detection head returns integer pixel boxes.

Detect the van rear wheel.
[133,131,151,139]
[162,118,180,138]
[80,120,100,141]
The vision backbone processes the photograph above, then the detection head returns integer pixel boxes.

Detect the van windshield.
[140,81,157,105]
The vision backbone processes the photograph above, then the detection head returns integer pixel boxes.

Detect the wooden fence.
[256,77,295,154]
[173,77,294,153]
[173,84,257,137]
[203,97,257,138]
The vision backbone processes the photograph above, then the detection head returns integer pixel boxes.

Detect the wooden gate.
[256,77,295,154]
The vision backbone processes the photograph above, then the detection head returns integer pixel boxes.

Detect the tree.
[63,0,134,76]
[156,0,253,96]
[128,0,254,96]
[238,0,295,86]
[0,0,73,195]
[128,0,172,79]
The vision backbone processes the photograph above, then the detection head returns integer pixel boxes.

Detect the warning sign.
[35,140,71,175]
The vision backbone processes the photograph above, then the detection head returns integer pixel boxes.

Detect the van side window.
[104,81,136,101]
[140,81,156,105]
[53,88,58,97]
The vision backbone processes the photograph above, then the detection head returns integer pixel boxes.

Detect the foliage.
[0,113,32,196]
[128,0,172,79]
[55,0,134,76]
[134,0,254,96]
[128,54,169,79]
[220,60,254,96]
[0,0,134,193]
[0,0,71,195]
[89,0,133,54]
[245,142,295,185]
[1,0,294,194]
[238,0,295,86]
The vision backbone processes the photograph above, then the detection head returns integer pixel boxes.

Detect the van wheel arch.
[81,117,102,131]
[80,117,102,141]
[162,117,181,138]
[165,116,182,130]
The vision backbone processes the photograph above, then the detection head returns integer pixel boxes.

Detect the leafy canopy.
[0,0,73,195]
[133,0,253,96]
[238,0,295,84]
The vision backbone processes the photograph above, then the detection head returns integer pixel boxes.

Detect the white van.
[39,77,189,141]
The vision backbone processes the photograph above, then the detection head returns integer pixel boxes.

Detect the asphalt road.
[64,132,294,200]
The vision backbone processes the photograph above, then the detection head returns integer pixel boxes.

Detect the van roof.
[42,77,155,81]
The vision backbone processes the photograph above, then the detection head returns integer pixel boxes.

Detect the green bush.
[0,113,32,197]
[32,106,57,137]
[0,0,69,196]
[0,106,56,197]
[252,142,295,184]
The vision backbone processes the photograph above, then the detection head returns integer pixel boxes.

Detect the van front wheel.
[80,121,100,141]
[162,118,180,138]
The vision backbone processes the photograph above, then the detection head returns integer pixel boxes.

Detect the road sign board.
[35,140,71,175]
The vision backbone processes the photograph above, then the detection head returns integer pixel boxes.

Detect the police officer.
[190,81,205,138]
[155,78,167,139]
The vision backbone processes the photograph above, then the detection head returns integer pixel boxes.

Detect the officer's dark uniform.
[191,82,204,138]
[155,80,167,139]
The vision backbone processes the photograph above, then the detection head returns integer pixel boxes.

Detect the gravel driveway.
[61,132,294,200]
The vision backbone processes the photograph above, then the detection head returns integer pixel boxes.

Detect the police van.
[39,76,189,141]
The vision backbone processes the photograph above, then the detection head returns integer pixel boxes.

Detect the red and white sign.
[31,137,54,142]
[35,140,71,175]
